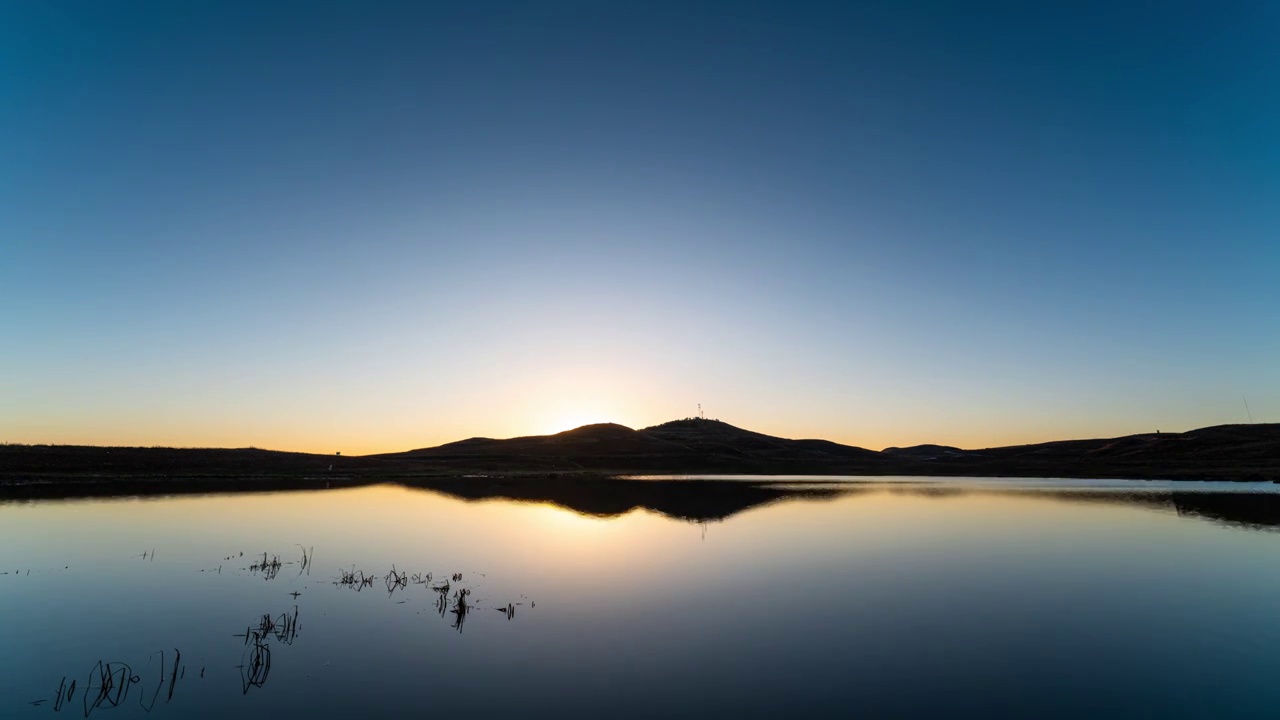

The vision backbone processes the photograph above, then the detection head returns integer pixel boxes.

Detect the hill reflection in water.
[4,474,1278,533]
[394,476,1280,534]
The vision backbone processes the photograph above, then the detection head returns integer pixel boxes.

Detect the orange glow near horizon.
[536,409,620,436]
[0,406,1231,456]
[0,355,1251,455]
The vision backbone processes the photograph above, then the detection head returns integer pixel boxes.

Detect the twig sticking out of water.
[135,648,182,712]
[337,567,375,591]
[83,660,135,716]
[434,585,449,617]
[241,606,300,646]
[167,648,180,702]
[140,650,169,712]
[384,565,409,595]
[450,588,471,632]
[249,553,283,581]
[51,677,73,712]
[236,605,298,694]
[47,650,190,715]
[296,545,313,576]
[240,641,271,695]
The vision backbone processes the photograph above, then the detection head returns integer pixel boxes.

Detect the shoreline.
[1,467,1276,504]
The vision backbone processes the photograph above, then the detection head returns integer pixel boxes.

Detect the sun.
[540,411,612,435]
[526,383,627,435]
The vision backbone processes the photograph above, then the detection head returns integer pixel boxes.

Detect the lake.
[4,477,1280,718]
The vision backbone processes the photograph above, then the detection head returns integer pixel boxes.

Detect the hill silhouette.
[922,423,1280,480]
[2,419,1277,487]
[386,418,883,474]
[381,419,1278,481]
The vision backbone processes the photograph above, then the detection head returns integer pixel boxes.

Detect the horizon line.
[4,417,1271,457]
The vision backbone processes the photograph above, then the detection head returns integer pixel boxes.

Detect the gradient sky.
[3,1,1277,453]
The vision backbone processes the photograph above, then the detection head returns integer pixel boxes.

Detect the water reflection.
[7,478,1280,719]
[26,555,528,713]
[237,606,298,695]
[7,476,1280,534]
[43,647,193,714]
[866,485,1280,533]
[1170,492,1280,531]
[396,477,854,522]
[394,477,1280,535]
[37,604,301,713]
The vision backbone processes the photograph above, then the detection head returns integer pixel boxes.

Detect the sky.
[2,1,1277,453]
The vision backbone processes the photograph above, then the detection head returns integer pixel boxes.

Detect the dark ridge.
[2,421,1277,487]
[882,444,968,458]
[405,423,647,455]
[0,444,380,477]
[0,475,370,503]
[637,417,882,467]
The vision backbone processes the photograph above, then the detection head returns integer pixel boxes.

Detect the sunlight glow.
[535,404,619,430]
[539,411,615,435]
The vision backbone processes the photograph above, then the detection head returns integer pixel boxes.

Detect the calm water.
[4,478,1280,718]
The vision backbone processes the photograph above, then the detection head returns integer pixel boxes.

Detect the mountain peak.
[549,423,637,439]
[642,417,742,433]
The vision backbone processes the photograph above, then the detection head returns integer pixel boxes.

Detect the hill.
[2,421,1277,489]
[385,418,884,474]
[378,419,1278,480]
[895,424,1280,481]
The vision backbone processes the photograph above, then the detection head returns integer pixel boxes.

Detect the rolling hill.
[385,418,885,473]
[2,420,1277,486]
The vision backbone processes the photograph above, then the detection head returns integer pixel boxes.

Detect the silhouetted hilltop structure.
[643,418,882,462]
[386,420,1279,480]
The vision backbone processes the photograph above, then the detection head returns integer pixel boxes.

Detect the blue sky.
[2,1,1277,452]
